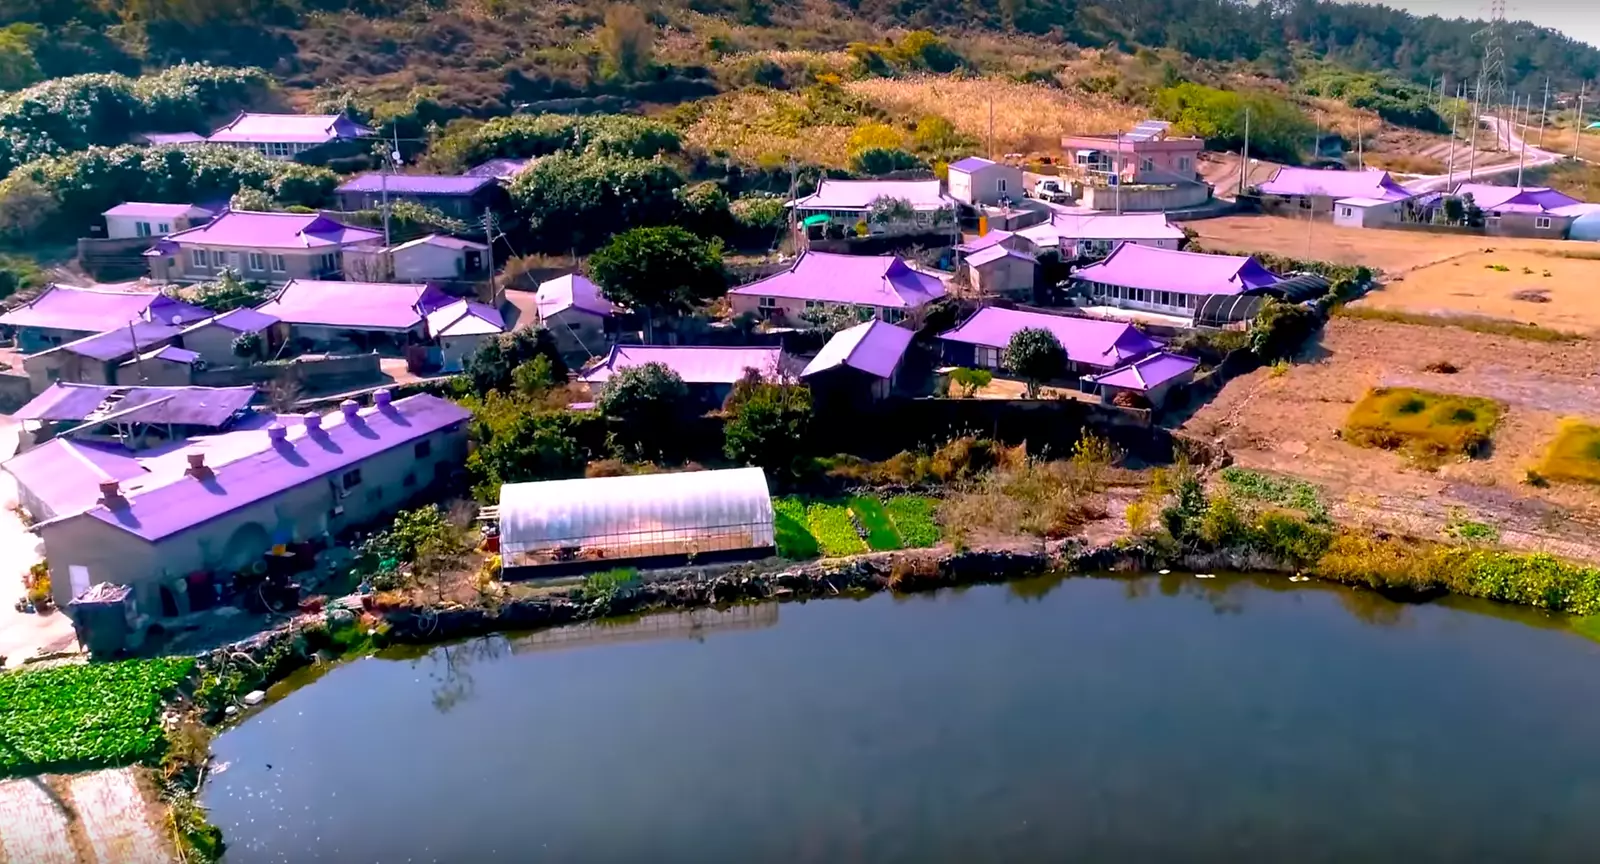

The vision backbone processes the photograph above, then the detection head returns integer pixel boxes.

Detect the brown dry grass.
[1182,214,1586,274]
[1540,420,1600,486]
[842,76,1142,157]
[1363,152,1445,175]
[681,88,857,165]
[1356,248,1600,335]
[1533,126,1600,163]
[1180,315,1600,561]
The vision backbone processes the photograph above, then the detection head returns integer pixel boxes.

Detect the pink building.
[1060,120,1204,185]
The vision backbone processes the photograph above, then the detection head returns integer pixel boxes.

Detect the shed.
[1088,351,1199,408]
[946,157,1023,207]
[964,244,1037,299]
[425,299,506,371]
[498,467,776,576]
[1333,197,1401,228]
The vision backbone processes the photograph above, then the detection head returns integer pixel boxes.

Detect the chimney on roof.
[185,451,211,479]
[340,399,359,418]
[373,388,392,407]
[304,414,321,432]
[98,480,124,509]
[267,422,287,441]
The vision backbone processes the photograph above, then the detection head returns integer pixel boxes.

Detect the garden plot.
[776,496,941,560]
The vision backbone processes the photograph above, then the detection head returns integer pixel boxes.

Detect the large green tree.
[1003,327,1066,398]
[462,328,568,397]
[723,372,814,478]
[586,226,727,340]
[596,361,690,462]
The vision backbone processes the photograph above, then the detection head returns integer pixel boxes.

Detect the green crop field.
[1344,387,1502,464]
[884,496,941,548]
[0,658,194,776]
[848,496,902,551]
[1540,421,1600,485]
[775,495,942,560]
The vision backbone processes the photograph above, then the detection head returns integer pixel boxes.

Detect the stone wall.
[193,353,381,390]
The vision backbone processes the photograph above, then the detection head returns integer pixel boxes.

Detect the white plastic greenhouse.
[498,467,776,573]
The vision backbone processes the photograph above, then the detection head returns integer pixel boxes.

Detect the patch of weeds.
[1538,420,1600,486]
[1268,359,1289,378]
[807,502,868,557]
[847,496,902,551]
[1218,467,1331,524]
[1422,360,1459,374]
[1335,305,1581,343]
[1444,509,1500,543]
[1343,386,1503,465]
[774,496,820,559]
[884,495,940,548]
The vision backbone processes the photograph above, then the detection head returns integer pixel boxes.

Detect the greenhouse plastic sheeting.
[1571,212,1600,243]
[498,467,775,567]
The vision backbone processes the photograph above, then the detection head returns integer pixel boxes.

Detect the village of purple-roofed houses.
[3,16,1600,859]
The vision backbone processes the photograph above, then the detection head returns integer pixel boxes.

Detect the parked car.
[1031,179,1070,203]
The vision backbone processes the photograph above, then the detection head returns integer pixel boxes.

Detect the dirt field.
[1181,316,1600,562]
[1186,214,1586,274]
[1356,248,1600,334]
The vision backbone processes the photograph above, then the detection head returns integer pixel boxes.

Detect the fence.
[76,237,153,281]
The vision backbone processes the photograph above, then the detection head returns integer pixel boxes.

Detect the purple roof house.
[137,131,207,146]
[580,346,786,393]
[427,299,508,371]
[20,319,194,391]
[1016,212,1186,255]
[939,307,1161,374]
[1088,351,1201,407]
[9,391,471,611]
[254,280,436,341]
[465,158,533,181]
[0,286,210,353]
[151,210,384,285]
[1072,244,1280,317]
[790,179,957,235]
[334,173,500,218]
[102,202,215,240]
[535,274,626,355]
[207,112,375,159]
[802,319,915,395]
[729,251,947,325]
[1448,184,1600,237]
[1258,167,1413,207]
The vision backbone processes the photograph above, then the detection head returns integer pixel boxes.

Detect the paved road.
[1406,115,1563,193]
[0,419,77,664]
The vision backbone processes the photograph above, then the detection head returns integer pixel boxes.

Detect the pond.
[205,573,1600,863]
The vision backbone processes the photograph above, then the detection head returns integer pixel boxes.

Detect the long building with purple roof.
[729,251,948,326]
[0,285,210,354]
[938,307,1162,376]
[146,210,384,285]
[334,173,503,219]
[7,390,468,616]
[1070,244,1280,319]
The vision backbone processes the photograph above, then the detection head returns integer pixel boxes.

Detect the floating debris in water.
[1196,573,1216,580]
[1158,569,1171,575]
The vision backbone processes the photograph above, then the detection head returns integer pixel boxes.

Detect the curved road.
[1407,115,1563,193]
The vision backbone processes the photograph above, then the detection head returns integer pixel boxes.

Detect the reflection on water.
[207,573,1600,864]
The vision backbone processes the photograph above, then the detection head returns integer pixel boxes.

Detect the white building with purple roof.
[147,210,384,285]
[1257,167,1413,215]
[102,202,215,240]
[207,112,374,161]
[790,178,956,237]
[947,156,1023,207]
[938,307,1162,379]
[4,390,468,616]
[728,250,947,326]
[1071,244,1280,319]
[536,273,626,356]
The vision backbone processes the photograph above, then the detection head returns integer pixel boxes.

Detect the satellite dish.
[170,315,181,325]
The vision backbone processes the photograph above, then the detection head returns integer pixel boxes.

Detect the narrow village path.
[0,769,171,864]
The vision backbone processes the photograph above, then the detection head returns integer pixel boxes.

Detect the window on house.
[157,223,170,234]
[1536,217,1552,229]
[270,254,286,273]
[135,221,151,237]
[248,252,265,271]
[403,472,417,488]
[1140,158,1154,172]
[190,249,207,268]
[415,440,432,459]
[997,178,1007,193]
[1340,207,1353,218]
[758,297,777,309]
[341,469,362,490]
[883,309,906,324]
[804,300,822,310]
[1177,157,1192,171]
[1298,197,1312,210]
[45,368,60,382]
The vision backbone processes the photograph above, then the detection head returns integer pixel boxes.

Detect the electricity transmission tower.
[1474,0,1510,151]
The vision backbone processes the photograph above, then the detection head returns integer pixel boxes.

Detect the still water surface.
[206,574,1600,863]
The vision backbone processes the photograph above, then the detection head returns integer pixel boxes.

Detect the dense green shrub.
[510,152,686,251]
[1154,82,1311,163]
[1300,69,1446,132]
[433,113,681,172]
[723,373,814,478]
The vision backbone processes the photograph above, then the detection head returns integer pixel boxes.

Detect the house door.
[68,565,90,600]
[159,584,180,617]
[465,250,482,273]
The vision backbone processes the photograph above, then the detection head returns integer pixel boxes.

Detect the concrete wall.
[106,212,204,240]
[1080,182,1211,213]
[392,243,486,282]
[183,323,251,367]
[0,373,32,412]
[24,351,114,393]
[193,352,381,389]
[42,422,468,614]
[16,326,93,355]
[1485,212,1574,238]
[543,307,610,357]
[1333,202,1400,228]
[114,357,193,387]
[968,256,1036,299]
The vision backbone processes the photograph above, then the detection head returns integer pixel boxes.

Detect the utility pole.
[1468,77,1484,180]
[1446,81,1462,191]
[127,320,145,383]
[1576,82,1588,162]
[1538,77,1550,147]
[1517,93,1530,187]
[1355,114,1364,170]
[480,208,501,301]
[1239,106,1251,197]
[987,98,995,161]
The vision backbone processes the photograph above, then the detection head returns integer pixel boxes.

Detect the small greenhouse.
[1571,211,1600,243]
[498,467,776,575]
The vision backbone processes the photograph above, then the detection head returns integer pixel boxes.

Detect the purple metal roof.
[195,307,279,334]
[1089,351,1200,391]
[392,233,488,253]
[208,112,375,144]
[56,321,183,361]
[580,345,785,385]
[791,179,953,211]
[73,394,469,542]
[956,230,1015,253]
[426,300,506,337]
[465,158,532,179]
[1259,167,1412,201]
[103,202,210,219]
[965,244,1036,267]
[1019,212,1186,245]
[801,319,913,379]
[254,280,427,331]
[337,173,495,196]
[12,384,120,421]
[2,439,148,519]
[0,286,206,334]
[139,131,206,145]
[939,307,1161,370]
[1072,245,1279,296]
[133,345,200,365]
[164,210,382,250]
[1453,183,1583,214]
[730,251,948,309]
[948,156,996,173]
[109,387,256,426]
[537,273,622,318]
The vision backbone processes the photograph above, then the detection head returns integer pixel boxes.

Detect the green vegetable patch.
[0,658,194,776]
[774,496,820,559]
[848,496,902,552]
[885,496,941,548]
[806,502,868,557]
